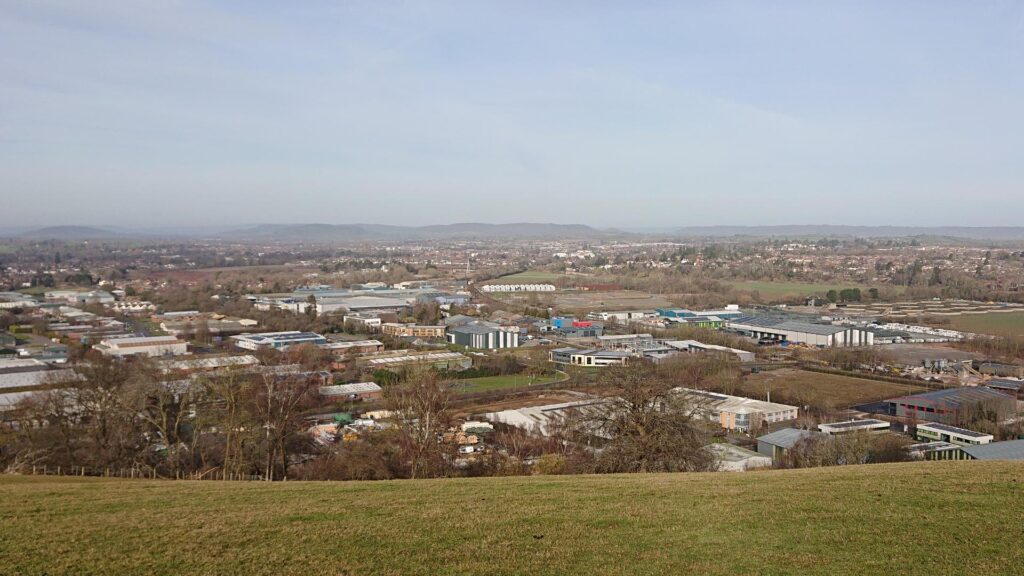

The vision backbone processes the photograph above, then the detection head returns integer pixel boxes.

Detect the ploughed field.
[2,461,1023,575]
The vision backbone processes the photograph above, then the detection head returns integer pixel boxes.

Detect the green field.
[2,462,1023,575]
[725,280,896,301]
[451,373,560,393]
[937,311,1024,337]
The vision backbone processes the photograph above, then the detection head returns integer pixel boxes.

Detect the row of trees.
[3,355,325,480]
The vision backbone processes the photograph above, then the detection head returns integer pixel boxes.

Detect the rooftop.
[819,419,890,431]
[961,440,1024,460]
[757,428,821,449]
[886,386,1014,409]
[917,422,993,439]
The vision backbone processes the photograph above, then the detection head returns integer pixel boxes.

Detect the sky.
[2,1,1024,229]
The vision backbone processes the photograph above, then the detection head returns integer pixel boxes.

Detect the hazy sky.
[3,1,1024,229]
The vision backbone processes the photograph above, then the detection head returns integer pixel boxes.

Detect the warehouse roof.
[917,422,992,439]
[320,382,382,396]
[887,387,1014,409]
[961,440,1024,460]
[450,323,501,335]
[679,388,798,415]
[986,379,1023,392]
[232,331,324,343]
[730,315,853,336]
[757,428,821,449]
[818,419,890,432]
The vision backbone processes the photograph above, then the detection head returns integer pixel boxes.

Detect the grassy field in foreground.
[739,368,925,411]
[932,311,1024,337]
[451,373,560,393]
[2,462,1024,575]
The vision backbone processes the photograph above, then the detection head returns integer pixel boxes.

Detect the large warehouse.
[886,387,1016,424]
[726,316,874,347]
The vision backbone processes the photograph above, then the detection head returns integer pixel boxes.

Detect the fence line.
[22,465,266,481]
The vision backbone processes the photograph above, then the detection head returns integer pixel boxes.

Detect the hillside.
[2,462,1023,575]
[672,225,1024,240]
[221,222,614,242]
[15,225,122,240]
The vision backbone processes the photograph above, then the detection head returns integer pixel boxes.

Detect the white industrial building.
[705,443,773,472]
[587,310,656,323]
[916,422,993,446]
[95,335,188,357]
[727,316,874,347]
[484,398,608,436]
[0,292,39,309]
[818,419,891,435]
[231,331,328,351]
[480,284,556,293]
[677,388,799,432]
[662,340,755,363]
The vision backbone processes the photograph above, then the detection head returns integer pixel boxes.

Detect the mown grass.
[2,462,1023,575]
[451,374,559,393]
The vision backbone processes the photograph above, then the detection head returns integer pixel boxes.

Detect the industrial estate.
[4,2,1024,574]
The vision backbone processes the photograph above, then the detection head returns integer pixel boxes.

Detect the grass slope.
[2,462,1023,575]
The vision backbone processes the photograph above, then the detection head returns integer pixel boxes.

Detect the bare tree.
[386,367,454,479]
[248,370,320,480]
[580,361,716,473]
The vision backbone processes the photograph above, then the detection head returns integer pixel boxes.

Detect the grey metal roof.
[986,379,1023,392]
[451,324,500,335]
[961,440,1024,460]
[887,386,1014,409]
[729,316,850,335]
[917,422,991,439]
[821,419,889,430]
[757,428,820,449]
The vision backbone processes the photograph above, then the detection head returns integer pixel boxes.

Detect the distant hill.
[16,226,123,240]
[2,461,1022,574]
[222,222,614,242]
[672,225,1024,240]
